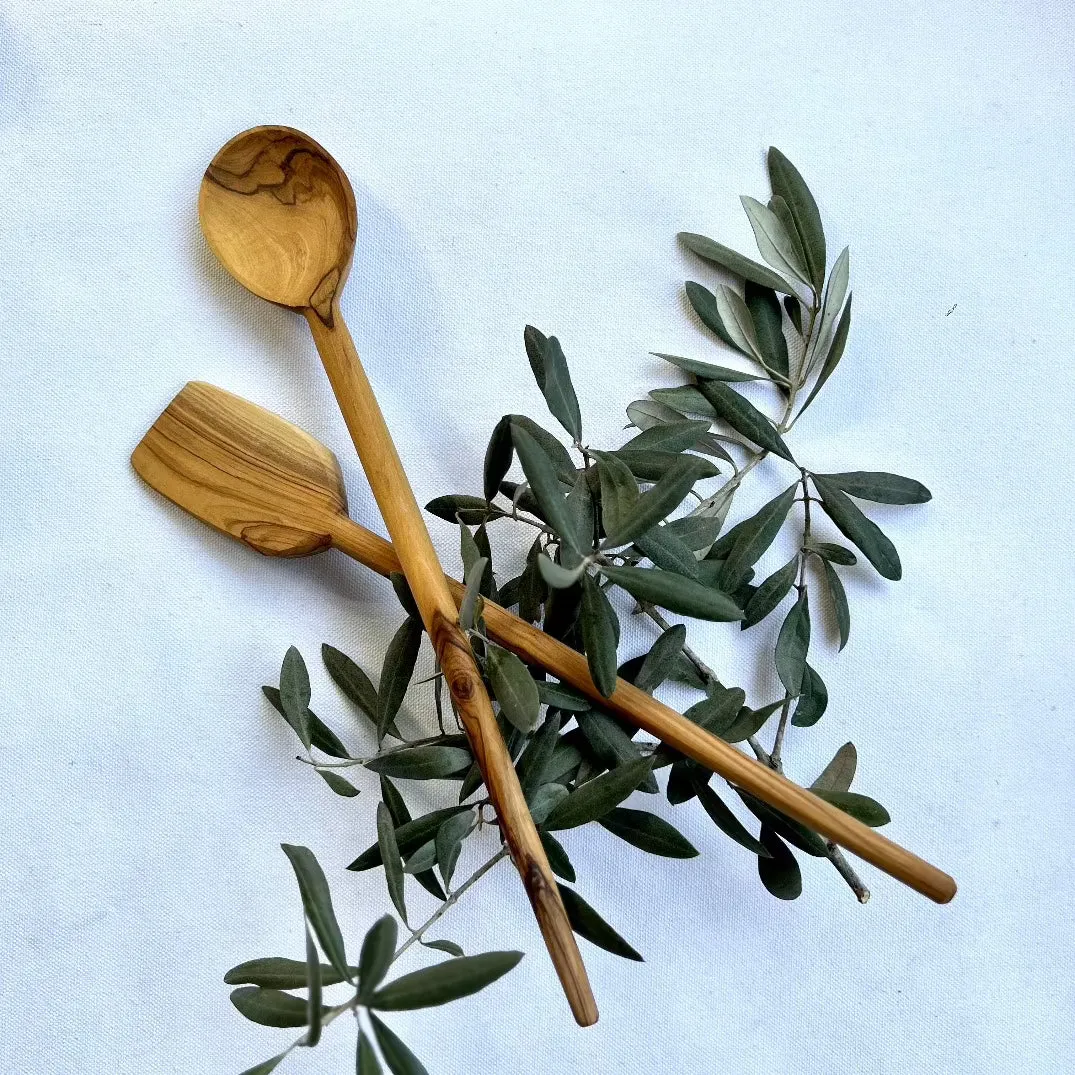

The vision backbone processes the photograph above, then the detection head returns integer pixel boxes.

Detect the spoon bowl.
[199,126,358,322]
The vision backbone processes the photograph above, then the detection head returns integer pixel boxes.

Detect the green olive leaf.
[740,195,811,285]
[651,352,763,382]
[558,884,644,961]
[486,644,541,733]
[812,473,901,580]
[224,956,354,989]
[767,147,827,291]
[791,663,828,727]
[580,574,619,697]
[598,807,698,858]
[797,293,852,418]
[697,380,795,462]
[817,471,932,505]
[694,781,771,857]
[719,482,798,589]
[230,987,327,1029]
[376,801,408,924]
[544,756,655,830]
[678,231,793,293]
[483,415,515,501]
[757,826,803,900]
[540,830,576,882]
[743,555,799,629]
[369,951,523,1011]
[359,914,399,997]
[370,1014,430,1075]
[812,789,891,827]
[511,423,582,553]
[377,619,422,741]
[280,844,351,982]
[811,742,858,793]
[744,282,790,382]
[775,589,810,696]
[304,926,322,1046]
[357,1030,383,1075]
[600,565,743,622]
[279,646,312,750]
[365,744,473,780]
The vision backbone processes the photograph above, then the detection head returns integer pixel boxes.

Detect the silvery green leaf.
[483,416,514,501]
[626,397,689,430]
[719,482,798,589]
[240,1053,288,1075]
[389,573,421,623]
[357,1031,383,1075]
[425,494,494,525]
[601,565,743,622]
[737,791,828,857]
[602,455,705,548]
[783,294,804,334]
[743,556,798,629]
[280,844,351,982]
[322,644,379,726]
[365,745,473,780]
[348,806,471,871]
[649,385,717,418]
[580,574,619,697]
[507,414,576,483]
[678,231,793,293]
[538,335,583,442]
[811,743,857,793]
[744,282,790,381]
[697,381,795,462]
[230,987,324,1029]
[775,589,810,696]
[819,471,932,505]
[558,884,644,961]
[564,471,595,566]
[370,951,523,1012]
[317,769,360,797]
[767,147,827,291]
[740,195,811,285]
[402,840,437,875]
[523,324,548,389]
[635,524,702,580]
[422,939,464,958]
[651,351,762,382]
[791,663,828,727]
[806,541,857,566]
[545,756,654,830]
[540,830,576,882]
[815,248,850,355]
[412,869,446,903]
[459,523,481,579]
[663,512,727,553]
[621,418,711,453]
[435,809,476,888]
[536,553,587,590]
[685,280,748,354]
[683,685,746,737]
[695,782,770,857]
[596,452,639,539]
[528,781,570,825]
[768,195,810,280]
[797,293,852,417]
[820,557,850,650]
[224,956,353,989]
[370,1014,429,1075]
[304,926,322,1046]
[511,424,582,552]
[535,681,591,712]
[262,687,352,758]
[635,624,686,693]
[458,556,487,632]
[486,644,541,733]
[279,646,312,750]
[718,699,782,744]
[359,915,397,997]
[577,712,656,793]
[599,807,698,858]
[376,802,407,924]
[613,450,719,483]
[812,789,891,827]
[714,284,766,364]
[377,621,422,742]
[380,776,411,827]
[812,474,901,580]
[757,827,802,900]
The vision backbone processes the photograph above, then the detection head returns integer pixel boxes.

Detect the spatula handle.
[305,307,598,1027]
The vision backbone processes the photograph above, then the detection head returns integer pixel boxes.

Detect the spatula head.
[132,381,348,557]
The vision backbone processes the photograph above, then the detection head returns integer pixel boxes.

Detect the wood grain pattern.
[133,382,957,905]
[198,126,599,1026]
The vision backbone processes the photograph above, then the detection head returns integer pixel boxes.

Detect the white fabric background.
[1,2,1072,1072]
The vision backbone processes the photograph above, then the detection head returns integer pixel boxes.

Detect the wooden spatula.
[133,381,957,905]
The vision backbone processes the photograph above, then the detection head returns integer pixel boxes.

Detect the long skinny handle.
[305,308,598,1026]
[327,514,956,905]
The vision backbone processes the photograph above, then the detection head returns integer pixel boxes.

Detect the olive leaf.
[714,284,767,366]
[812,473,902,580]
[649,384,717,419]
[718,482,798,589]
[743,555,798,629]
[684,280,751,355]
[280,844,351,982]
[279,646,312,750]
[578,711,657,793]
[614,449,719,485]
[535,333,583,442]
[507,414,576,483]
[317,769,360,797]
[600,565,743,621]
[775,589,811,696]
[425,494,495,525]
[322,644,379,727]
[544,756,655,830]
[678,231,793,293]
[601,455,708,549]
[812,789,891,827]
[376,802,408,924]
[818,471,932,505]
[224,957,354,989]
[757,827,802,900]
[230,986,328,1029]
[744,282,790,381]
[580,574,619,697]
[540,830,576,882]
[402,841,437,875]
[634,623,687,693]
[348,807,471,871]
[537,553,588,590]
[379,776,411,826]
[694,781,770,857]
[370,1014,429,1075]
[598,807,698,858]
[797,294,852,417]
[524,324,548,388]
[767,147,827,291]
[811,742,858,793]
[365,745,473,780]
[621,418,711,453]
[483,415,514,501]
[740,195,811,285]
[240,1053,288,1075]
[511,423,582,553]
[486,644,541,733]
[819,558,851,650]
[651,352,763,382]
[359,915,399,998]
[459,556,488,632]
[635,524,703,580]
[558,884,644,961]
[697,380,795,462]
[369,951,524,1011]
[791,663,828,727]
[377,619,422,740]
[304,926,322,1046]
[435,809,477,888]
[807,541,857,565]
[262,687,351,759]
[357,1031,383,1075]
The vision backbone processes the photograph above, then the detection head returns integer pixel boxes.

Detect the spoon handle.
[305,307,599,1027]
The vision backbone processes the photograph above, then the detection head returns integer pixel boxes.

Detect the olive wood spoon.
[132,380,957,905]
[197,126,598,1025]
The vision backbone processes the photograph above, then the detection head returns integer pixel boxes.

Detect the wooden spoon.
[197,126,598,1025]
[133,381,957,905]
